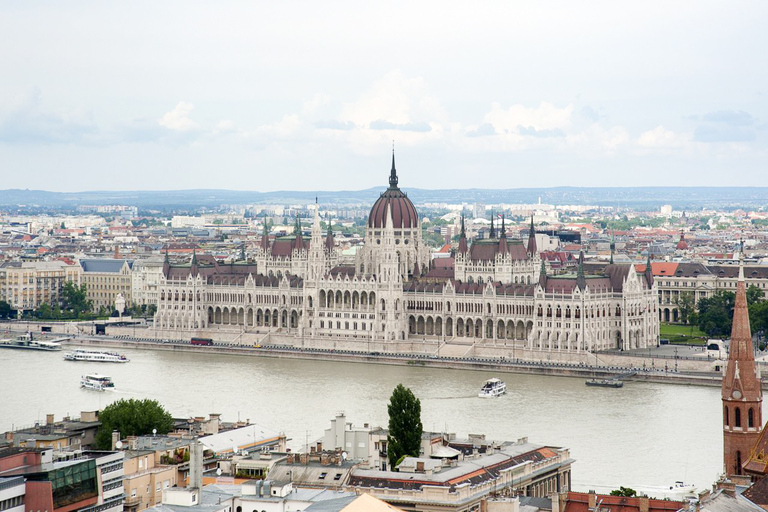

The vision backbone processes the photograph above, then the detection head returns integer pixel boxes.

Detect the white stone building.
[154,155,659,353]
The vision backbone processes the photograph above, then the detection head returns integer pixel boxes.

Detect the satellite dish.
[216,468,222,476]
[341,452,348,461]
[241,450,248,457]
[115,441,123,449]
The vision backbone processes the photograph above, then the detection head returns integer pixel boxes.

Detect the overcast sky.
[0,2,766,192]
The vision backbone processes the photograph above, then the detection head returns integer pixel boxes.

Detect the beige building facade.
[0,260,81,314]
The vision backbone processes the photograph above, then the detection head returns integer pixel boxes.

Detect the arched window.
[749,408,755,428]
[736,451,742,475]
[735,407,742,428]
[725,406,729,426]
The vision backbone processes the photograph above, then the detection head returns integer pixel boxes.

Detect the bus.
[190,337,214,346]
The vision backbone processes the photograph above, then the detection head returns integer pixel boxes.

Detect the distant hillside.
[0,187,766,211]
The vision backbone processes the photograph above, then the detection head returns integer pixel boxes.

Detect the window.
[334,473,342,480]
[319,472,327,479]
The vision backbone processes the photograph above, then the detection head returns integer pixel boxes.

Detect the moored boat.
[0,333,64,351]
[478,378,507,397]
[585,378,623,388]
[80,373,115,391]
[65,349,129,363]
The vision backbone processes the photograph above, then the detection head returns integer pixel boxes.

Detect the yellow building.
[78,259,134,311]
[0,261,81,314]
[123,450,177,512]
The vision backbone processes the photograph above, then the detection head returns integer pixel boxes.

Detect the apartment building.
[0,261,81,315]
[79,259,134,311]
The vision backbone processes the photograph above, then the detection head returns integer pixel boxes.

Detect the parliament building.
[154,155,659,355]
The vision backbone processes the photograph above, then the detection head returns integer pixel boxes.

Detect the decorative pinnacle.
[389,145,398,188]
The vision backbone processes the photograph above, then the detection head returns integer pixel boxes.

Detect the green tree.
[697,291,735,337]
[673,292,694,325]
[62,281,91,317]
[36,302,53,319]
[95,399,174,449]
[0,300,13,319]
[747,285,763,306]
[387,384,423,470]
[610,487,637,497]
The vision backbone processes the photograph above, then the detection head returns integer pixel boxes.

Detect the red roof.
[565,492,684,512]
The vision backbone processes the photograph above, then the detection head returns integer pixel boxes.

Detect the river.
[0,345,733,496]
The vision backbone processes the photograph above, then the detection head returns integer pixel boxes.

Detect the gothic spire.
[500,213,506,238]
[458,214,468,254]
[576,251,586,290]
[389,145,398,189]
[527,215,537,257]
[489,211,496,239]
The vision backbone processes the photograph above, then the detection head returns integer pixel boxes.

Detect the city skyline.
[1,2,766,192]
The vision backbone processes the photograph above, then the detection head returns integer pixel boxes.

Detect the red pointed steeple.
[723,250,762,478]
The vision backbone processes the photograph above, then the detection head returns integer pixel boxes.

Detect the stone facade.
[153,157,659,354]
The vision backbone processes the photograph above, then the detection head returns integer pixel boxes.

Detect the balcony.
[123,496,142,507]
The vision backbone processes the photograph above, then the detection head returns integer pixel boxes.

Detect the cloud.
[483,102,572,134]
[638,125,688,148]
[369,119,431,132]
[517,125,565,138]
[158,102,199,131]
[693,110,757,142]
[340,70,447,128]
[314,120,356,130]
[580,105,602,122]
[465,123,496,137]
[0,88,97,144]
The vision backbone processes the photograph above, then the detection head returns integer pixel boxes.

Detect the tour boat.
[478,378,507,398]
[0,334,63,351]
[80,374,115,391]
[668,481,696,493]
[65,349,129,363]
[585,378,624,388]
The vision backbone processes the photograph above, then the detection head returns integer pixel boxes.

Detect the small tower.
[723,248,762,477]
[458,215,468,254]
[489,211,496,239]
[527,215,537,257]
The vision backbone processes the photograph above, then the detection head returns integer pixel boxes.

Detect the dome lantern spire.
[389,143,398,189]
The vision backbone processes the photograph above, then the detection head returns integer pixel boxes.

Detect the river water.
[0,345,734,496]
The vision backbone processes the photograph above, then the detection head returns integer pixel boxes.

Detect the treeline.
[677,286,768,342]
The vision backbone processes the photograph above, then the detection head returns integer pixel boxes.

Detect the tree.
[387,384,423,470]
[95,398,174,449]
[673,292,694,325]
[610,487,637,497]
[747,285,763,306]
[697,291,735,337]
[62,281,91,317]
[0,300,12,319]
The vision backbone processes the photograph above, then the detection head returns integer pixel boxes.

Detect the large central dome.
[367,153,419,229]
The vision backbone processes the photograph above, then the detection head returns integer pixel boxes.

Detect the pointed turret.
[458,215,468,254]
[260,215,270,251]
[609,229,615,264]
[723,249,762,477]
[576,251,586,290]
[489,211,496,239]
[389,147,398,189]
[163,245,170,276]
[294,214,305,251]
[190,248,198,276]
[498,214,508,255]
[527,215,537,257]
[325,215,334,251]
[538,258,547,288]
[644,253,653,287]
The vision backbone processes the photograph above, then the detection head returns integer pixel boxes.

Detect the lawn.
[660,323,709,345]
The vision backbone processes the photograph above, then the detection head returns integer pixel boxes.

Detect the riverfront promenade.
[1,319,749,388]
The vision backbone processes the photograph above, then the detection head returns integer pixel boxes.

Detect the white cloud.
[637,125,688,148]
[484,102,573,134]
[158,102,198,131]
[340,70,447,128]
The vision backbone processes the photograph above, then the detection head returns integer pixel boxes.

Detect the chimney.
[588,491,597,509]
[111,431,120,451]
[189,441,204,489]
[639,496,650,512]
[46,414,55,426]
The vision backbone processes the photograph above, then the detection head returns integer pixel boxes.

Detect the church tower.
[722,249,762,477]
